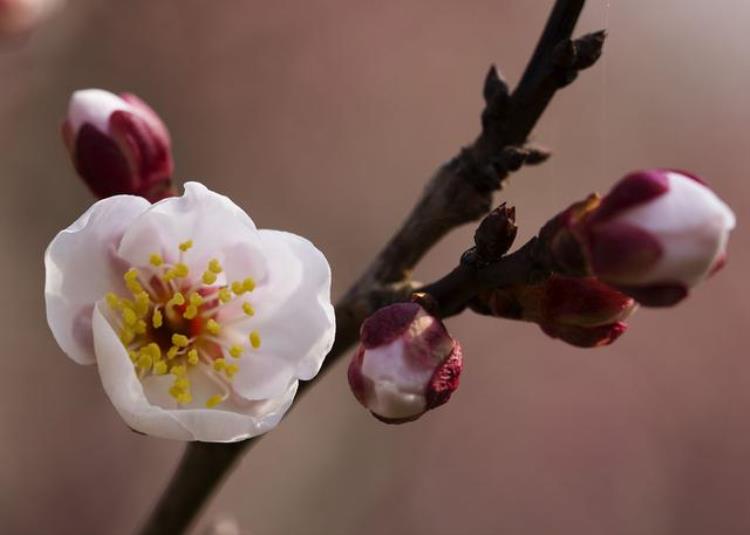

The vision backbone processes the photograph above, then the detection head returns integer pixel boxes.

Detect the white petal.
[619,172,736,286]
[361,340,429,420]
[226,230,335,393]
[68,89,130,134]
[93,304,297,442]
[117,182,266,278]
[45,195,150,365]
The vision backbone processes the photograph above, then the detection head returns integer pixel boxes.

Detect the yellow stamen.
[122,307,137,326]
[106,292,121,310]
[179,240,193,252]
[189,292,204,306]
[153,361,168,375]
[218,288,232,303]
[174,377,190,390]
[225,364,239,379]
[120,328,135,345]
[146,342,162,361]
[152,308,163,328]
[205,394,224,408]
[171,364,187,377]
[202,271,217,285]
[208,259,223,274]
[183,304,198,320]
[242,302,255,316]
[134,319,147,334]
[231,281,245,295]
[187,349,199,365]
[134,292,150,317]
[137,353,152,371]
[213,358,226,371]
[167,346,179,360]
[174,263,189,278]
[206,319,221,335]
[172,334,189,348]
[229,345,243,359]
[149,253,164,267]
[242,277,256,292]
[250,330,261,349]
[167,292,185,307]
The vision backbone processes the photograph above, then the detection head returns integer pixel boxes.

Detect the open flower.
[45,182,335,442]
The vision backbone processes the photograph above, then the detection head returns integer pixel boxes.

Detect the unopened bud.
[472,275,635,348]
[473,203,517,263]
[348,303,462,424]
[62,88,174,202]
[0,0,62,38]
[547,170,735,307]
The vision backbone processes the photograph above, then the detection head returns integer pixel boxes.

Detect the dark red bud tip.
[615,283,688,308]
[541,321,627,348]
[589,170,669,224]
[425,343,463,410]
[542,275,635,327]
[359,302,421,349]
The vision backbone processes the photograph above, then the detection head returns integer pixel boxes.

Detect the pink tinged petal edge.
[360,303,421,349]
[45,194,151,365]
[584,221,663,283]
[588,170,669,224]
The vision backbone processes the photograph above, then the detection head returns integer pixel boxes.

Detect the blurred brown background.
[1,1,748,534]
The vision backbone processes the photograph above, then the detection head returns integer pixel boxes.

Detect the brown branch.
[138,2,604,533]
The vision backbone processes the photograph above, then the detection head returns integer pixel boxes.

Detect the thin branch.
[138,2,604,533]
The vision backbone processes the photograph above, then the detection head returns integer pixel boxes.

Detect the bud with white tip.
[62,89,174,202]
[548,169,736,306]
[348,303,462,424]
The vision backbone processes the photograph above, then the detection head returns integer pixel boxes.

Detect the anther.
[250,330,261,349]
[206,319,221,335]
[172,334,189,348]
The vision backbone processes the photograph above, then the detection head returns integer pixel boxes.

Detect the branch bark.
[138,2,603,533]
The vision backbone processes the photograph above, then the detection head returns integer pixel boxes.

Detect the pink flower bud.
[62,89,175,202]
[550,170,736,306]
[472,275,635,348]
[348,303,463,424]
[0,0,62,38]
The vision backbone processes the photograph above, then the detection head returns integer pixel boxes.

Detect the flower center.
[104,240,262,408]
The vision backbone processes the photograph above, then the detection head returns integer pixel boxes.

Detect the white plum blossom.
[45,182,335,442]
